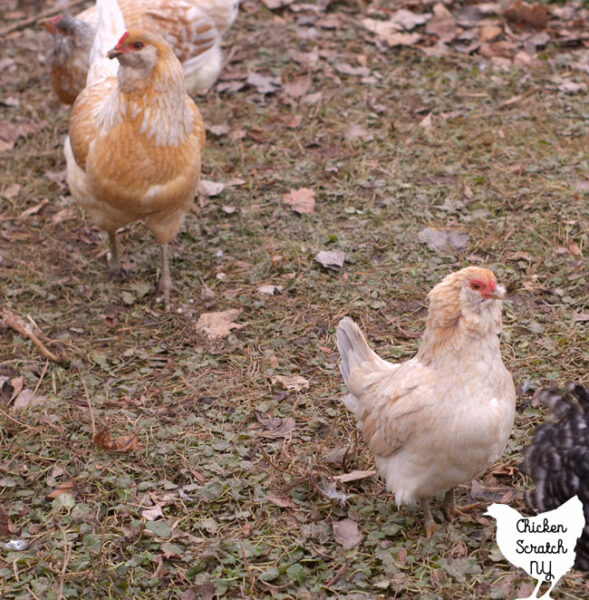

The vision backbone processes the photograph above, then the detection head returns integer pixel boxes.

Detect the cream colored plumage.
[336,266,516,536]
[65,0,205,311]
[44,0,239,104]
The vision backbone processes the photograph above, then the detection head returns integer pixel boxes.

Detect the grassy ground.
[1,0,588,598]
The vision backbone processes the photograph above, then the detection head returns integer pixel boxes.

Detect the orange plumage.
[65,16,205,311]
[44,0,238,104]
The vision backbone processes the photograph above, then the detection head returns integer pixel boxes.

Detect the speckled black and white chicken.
[520,383,589,571]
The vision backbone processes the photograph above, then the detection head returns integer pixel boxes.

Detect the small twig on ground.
[56,530,72,600]
[239,543,256,599]
[81,377,96,437]
[326,563,349,587]
[2,308,67,365]
[0,0,88,37]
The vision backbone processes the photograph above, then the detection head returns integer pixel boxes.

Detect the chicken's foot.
[107,231,126,279]
[421,498,440,538]
[156,243,172,312]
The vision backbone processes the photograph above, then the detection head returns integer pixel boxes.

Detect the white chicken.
[44,0,239,104]
[336,266,516,536]
[64,0,205,311]
[485,496,585,600]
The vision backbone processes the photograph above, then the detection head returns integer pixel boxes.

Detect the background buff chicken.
[520,383,589,571]
[65,0,205,311]
[336,266,516,537]
[44,0,239,104]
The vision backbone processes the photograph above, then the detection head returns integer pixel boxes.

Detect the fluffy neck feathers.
[417,275,503,364]
[97,49,191,147]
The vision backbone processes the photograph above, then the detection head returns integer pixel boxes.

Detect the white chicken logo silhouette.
[485,496,585,600]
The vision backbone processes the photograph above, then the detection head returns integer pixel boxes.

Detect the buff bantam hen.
[44,0,239,104]
[65,0,205,311]
[336,267,516,537]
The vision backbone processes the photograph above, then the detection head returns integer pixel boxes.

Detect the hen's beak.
[485,284,506,301]
[107,48,122,60]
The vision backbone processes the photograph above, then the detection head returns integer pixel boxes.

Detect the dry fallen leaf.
[257,284,283,296]
[480,24,503,42]
[141,505,164,521]
[1,183,20,200]
[266,495,296,509]
[289,48,319,68]
[195,309,244,339]
[12,389,47,411]
[425,3,458,42]
[315,250,345,270]
[93,428,139,453]
[283,188,316,214]
[283,74,311,98]
[362,19,422,46]
[503,0,550,30]
[180,581,216,600]
[271,374,309,391]
[333,518,363,549]
[391,9,429,31]
[256,414,296,439]
[418,227,470,254]
[282,114,302,129]
[51,207,78,225]
[0,504,17,535]
[247,71,281,95]
[332,470,376,483]
[46,479,75,500]
[556,80,587,94]
[302,92,322,105]
[335,63,371,78]
[198,180,225,197]
[345,124,373,141]
[206,124,231,137]
[0,119,46,152]
[19,199,49,219]
[8,375,23,402]
[418,113,433,128]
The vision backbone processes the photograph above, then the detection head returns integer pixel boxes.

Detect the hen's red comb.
[115,31,129,48]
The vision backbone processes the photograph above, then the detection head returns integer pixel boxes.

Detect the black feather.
[520,383,589,571]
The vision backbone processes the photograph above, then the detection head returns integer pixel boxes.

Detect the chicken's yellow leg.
[421,498,440,538]
[442,488,456,522]
[107,231,124,279]
[158,243,171,312]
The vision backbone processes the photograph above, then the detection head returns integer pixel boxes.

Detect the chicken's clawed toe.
[156,277,172,313]
[421,498,440,538]
[425,521,441,539]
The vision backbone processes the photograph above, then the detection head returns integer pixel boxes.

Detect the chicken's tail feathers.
[336,317,396,394]
[86,0,125,86]
[182,43,222,94]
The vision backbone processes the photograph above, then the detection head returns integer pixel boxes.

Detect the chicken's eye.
[471,282,481,291]
[132,42,144,50]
